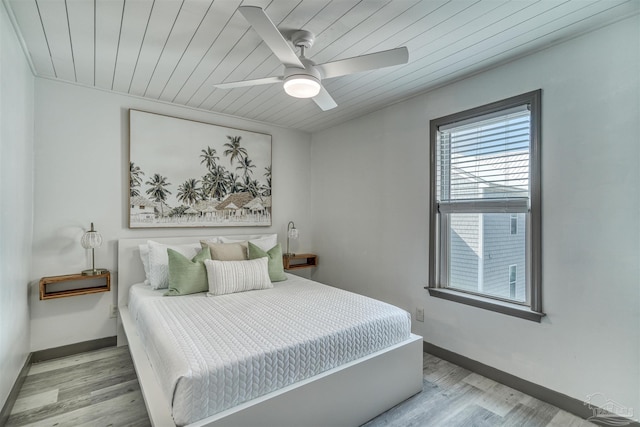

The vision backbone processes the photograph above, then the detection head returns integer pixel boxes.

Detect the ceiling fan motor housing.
[284,57,321,81]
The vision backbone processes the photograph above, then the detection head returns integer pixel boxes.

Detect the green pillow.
[248,242,287,282]
[164,247,211,296]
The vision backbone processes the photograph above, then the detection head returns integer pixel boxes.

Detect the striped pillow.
[204,257,272,296]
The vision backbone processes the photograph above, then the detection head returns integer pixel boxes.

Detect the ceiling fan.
[214,6,409,111]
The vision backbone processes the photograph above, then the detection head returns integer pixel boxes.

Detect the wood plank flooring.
[6,347,594,427]
[364,353,594,427]
[7,347,149,427]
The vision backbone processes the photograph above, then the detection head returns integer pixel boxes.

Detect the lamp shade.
[286,221,299,256]
[81,223,107,276]
[288,226,299,240]
[283,75,321,98]
[81,223,102,249]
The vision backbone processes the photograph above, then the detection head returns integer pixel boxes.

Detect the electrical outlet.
[109,305,118,318]
[416,307,424,322]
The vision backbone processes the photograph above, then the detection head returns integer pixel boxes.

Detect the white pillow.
[138,244,151,285]
[205,258,272,296]
[147,240,200,289]
[218,234,278,252]
[199,237,221,245]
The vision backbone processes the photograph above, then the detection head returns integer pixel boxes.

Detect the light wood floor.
[6,346,594,427]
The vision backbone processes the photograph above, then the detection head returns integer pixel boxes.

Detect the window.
[428,90,543,322]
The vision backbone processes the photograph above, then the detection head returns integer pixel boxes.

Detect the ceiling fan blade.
[214,76,283,89]
[317,47,409,79]
[312,86,338,111]
[239,6,304,69]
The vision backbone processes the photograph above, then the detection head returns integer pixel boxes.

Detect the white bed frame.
[117,236,423,427]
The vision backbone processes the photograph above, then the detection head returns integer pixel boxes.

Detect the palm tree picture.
[200,147,219,170]
[129,162,144,197]
[129,110,272,228]
[176,178,201,206]
[145,174,171,217]
[236,156,256,178]
[223,136,248,165]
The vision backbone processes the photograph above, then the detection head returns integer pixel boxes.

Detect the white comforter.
[129,274,411,426]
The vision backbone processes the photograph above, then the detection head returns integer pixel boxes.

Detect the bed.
[117,235,423,427]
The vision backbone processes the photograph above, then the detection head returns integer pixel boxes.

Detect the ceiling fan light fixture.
[283,75,320,98]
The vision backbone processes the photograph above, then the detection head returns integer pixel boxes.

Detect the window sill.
[426,288,545,322]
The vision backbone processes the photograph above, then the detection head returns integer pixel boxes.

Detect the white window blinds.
[436,105,531,211]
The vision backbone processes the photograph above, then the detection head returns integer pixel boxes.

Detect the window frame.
[427,90,543,322]
[509,264,517,299]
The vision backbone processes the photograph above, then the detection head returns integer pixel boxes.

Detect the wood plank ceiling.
[5,0,638,133]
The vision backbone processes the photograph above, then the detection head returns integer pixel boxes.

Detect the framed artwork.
[129,110,272,228]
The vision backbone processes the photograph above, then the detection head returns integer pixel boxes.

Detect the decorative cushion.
[147,241,200,289]
[248,242,287,282]
[200,241,248,261]
[219,234,278,252]
[204,258,272,296]
[138,244,151,285]
[164,248,211,296]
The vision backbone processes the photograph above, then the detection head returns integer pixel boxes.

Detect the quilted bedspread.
[129,274,411,426]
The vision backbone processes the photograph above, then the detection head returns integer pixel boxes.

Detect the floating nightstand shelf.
[39,271,111,300]
[283,254,318,270]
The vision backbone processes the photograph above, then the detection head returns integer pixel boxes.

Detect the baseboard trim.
[423,341,639,426]
[0,353,32,426]
[31,336,117,363]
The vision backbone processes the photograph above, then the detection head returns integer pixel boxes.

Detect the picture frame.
[129,110,272,228]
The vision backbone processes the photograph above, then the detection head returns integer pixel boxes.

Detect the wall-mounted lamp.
[81,222,107,276]
[285,221,299,257]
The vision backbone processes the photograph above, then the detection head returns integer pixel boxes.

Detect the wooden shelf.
[283,253,318,270]
[39,272,111,300]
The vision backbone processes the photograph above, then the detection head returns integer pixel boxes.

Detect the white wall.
[0,4,34,408]
[31,80,311,351]
[310,16,639,413]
